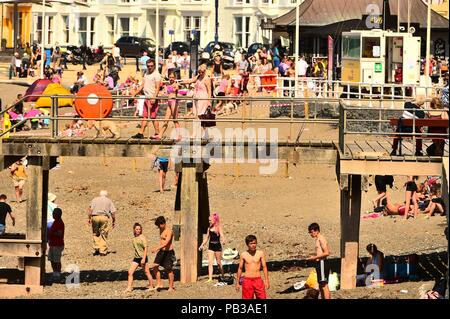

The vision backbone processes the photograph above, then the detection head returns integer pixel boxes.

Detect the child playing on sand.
[153,156,170,193]
[307,223,331,299]
[125,223,155,292]
[235,234,269,299]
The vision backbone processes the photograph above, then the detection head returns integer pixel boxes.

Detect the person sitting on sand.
[125,223,155,292]
[151,216,175,292]
[420,184,446,218]
[365,243,384,280]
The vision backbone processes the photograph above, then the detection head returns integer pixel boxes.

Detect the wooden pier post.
[179,163,210,283]
[24,156,49,287]
[340,174,362,289]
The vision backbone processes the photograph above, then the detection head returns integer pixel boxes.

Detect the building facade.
[1,0,300,50]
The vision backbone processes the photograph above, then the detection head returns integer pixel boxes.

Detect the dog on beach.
[87,120,126,138]
[222,101,238,115]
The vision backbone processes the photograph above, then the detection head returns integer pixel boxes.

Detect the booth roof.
[273,0,449,29]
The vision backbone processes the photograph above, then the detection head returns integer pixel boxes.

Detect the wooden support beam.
[340,174,362,290]
[24,156,49,287]
[180,166,201,284]
[198,173,210,235]
[0,284,43,298]
[0,155,23,170]
[173,172,182,241]
[0,239,42,257]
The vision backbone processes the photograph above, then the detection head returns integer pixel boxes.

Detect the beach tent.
[25,79,52,102]
[35,83,73,108]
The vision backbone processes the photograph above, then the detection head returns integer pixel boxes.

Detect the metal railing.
[339,101,449,157]
[1,94,340,141]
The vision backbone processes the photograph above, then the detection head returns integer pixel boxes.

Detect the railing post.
[339,102,346,154]
[289,97,294,141]
[412,111,416,156]
[51,96,58,138]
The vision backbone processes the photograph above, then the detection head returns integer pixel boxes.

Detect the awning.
[273,0,449,29]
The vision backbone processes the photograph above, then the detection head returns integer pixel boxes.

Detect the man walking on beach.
[88,190,116,256]
[307,223,331,299]
[151,216,175,291]
[235,234,270,299]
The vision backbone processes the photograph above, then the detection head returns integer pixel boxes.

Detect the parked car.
[164,41,190,59]
[247,42,271,57]
[115,36,156,58]
[201,41,236,69]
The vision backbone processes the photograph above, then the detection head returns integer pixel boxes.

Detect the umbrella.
[36,83,73,108]
[25,79,52,102]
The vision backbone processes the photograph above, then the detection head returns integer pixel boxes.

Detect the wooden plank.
[180,166,200,283]
[24,257,41,286]
[173,172,182,241]
[341,242,359,290]
[340,159,443,176]
[0,284,43,298]
[0,241,42,257]
[347,142,364,159]
[340,174,362,290]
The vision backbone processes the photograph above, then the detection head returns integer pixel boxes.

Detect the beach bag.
[219,274,235,285]
[305,269,318,289]
[198,107,216,128]
[328,272,340,291]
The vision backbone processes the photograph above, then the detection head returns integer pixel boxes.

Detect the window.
[79,17,95,46]
[120,17,130,36]
[35,15,42,44]
[342,35,360,59]
[62,15,70,44]
[362,37,381,58]
[79,17,87,45]
[183,16,201,42]
[235,16,250,48]
[106,16,115,45]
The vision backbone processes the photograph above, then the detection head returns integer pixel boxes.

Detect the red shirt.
[48,219,65,247]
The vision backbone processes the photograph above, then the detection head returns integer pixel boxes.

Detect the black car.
[247,43,271,57]
[201,41,236,69]
[115,36,155,58]
[164,41,190,59]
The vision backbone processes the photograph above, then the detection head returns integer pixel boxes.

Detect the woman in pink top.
[160,72,181,140]
[214,74,230,112]
[183,64,212,138]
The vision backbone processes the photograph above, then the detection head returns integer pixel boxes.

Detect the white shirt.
[297,59,309,76]
[143,70,162,97]
[113,47,121,58]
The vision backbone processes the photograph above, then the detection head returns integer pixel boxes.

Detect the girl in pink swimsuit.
[160,72,180,140]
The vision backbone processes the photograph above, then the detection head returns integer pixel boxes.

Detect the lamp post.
[155,0,159,68]
[41,0,46,79]
[214,0,218,45]
[294,0,299,98]
[425,0,431,78]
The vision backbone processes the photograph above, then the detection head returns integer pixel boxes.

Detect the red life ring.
[74,84,113,119]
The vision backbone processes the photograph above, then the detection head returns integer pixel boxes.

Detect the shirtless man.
[151,216,175,291]
[307,223,331,299]
[235,235,269,299]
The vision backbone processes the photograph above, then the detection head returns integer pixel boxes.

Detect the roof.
[273,0,449,29]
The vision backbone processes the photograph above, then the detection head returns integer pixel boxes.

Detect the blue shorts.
[0,224,5,235]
